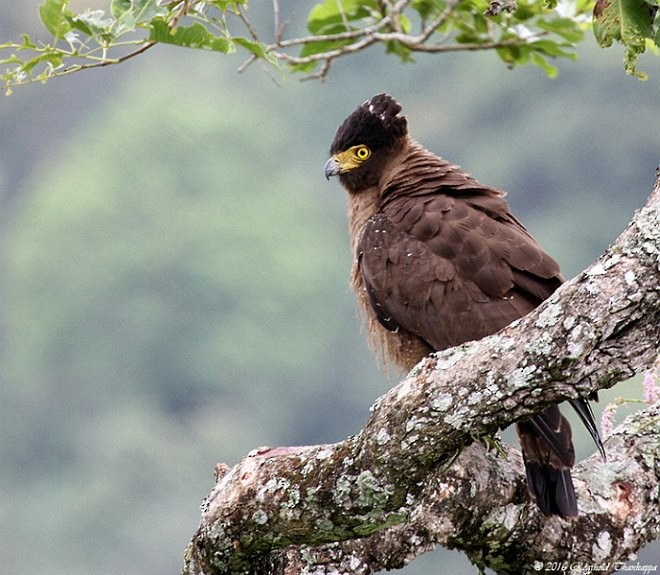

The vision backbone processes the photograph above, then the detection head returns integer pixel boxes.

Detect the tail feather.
[569,398,606,461]
[516,405,579,518]
[524,459,578,517]
[526,409,575,468]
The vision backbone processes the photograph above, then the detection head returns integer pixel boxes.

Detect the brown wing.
[357,191,563,352]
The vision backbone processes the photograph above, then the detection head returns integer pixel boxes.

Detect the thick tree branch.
[278,405,660,575]
[182,173,660,575]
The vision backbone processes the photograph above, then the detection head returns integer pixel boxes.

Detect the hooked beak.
[324,156,342,180]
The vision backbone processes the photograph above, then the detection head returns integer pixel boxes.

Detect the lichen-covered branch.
[182,175,660,574]
[277,406,660,574]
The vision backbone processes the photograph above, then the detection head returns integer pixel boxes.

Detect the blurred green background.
[1,2,658,574]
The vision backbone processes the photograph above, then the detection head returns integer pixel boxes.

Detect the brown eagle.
[325,93,604,518]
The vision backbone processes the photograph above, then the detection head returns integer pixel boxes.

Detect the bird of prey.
[324,93,604,518]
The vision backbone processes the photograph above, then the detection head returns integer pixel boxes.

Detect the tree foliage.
[1,0,659,93]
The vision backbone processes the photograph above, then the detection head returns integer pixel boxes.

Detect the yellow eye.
[354,145,371,161]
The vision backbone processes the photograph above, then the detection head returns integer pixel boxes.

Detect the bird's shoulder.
[368,185,560,293]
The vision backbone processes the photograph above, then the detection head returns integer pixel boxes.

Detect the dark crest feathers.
[330,93,408,154]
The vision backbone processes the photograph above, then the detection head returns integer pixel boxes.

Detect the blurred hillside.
[0,2,658,574]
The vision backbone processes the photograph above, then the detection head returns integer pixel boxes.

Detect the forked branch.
[182,174,660,574]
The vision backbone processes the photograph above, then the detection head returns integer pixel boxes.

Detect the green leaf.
[149,20,234,54]
[530,39,577,58]
[496,43,529,67]
[398,13,413,34]
[233,37,275,62]
[209,37,233,53]
[289,61,319,74]
[530,52,559,77]
[150,20,210,49]
[593,0,654,76]
[149,19,170,42]
[210,0,248,10]
[71,10,114,39]
[170,23,213,49]
[39,0,73,40]
[306,0,377,34]
[134,0,170,23]
[385,40,415,62]
[412,0,446,21]
[593,0,652,46]
[19,51,63,74]
[110,0,132,19]
[536,17,585,43]
[111,0,168,24]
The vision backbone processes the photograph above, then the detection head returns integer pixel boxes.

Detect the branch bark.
[182,172,660,575]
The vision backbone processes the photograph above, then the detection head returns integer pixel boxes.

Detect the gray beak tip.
[324,157,341,180]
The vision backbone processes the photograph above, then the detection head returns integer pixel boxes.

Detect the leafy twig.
[2,0,656,92]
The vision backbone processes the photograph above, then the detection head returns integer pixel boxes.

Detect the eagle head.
[325,93,408,192]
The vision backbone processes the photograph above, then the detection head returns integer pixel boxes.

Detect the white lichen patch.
[467,391,483,405]
[315,446,334,460]
[482,503,521,532]
[286,487,300,508]
[435,347,466,370]
[394,378,416,403]
[586,281,601,295]
[566,321,595,359]
[523,332,553,355]
[333,476,354,507]
[405,418,420,432]
[430,392,453,412]
[444,408,468,429]
[587,254,621,276]
[376,427,391,445]
[279,501,302,522]
[587,263,607,276]
[256,477,291,503]
[507,365,537,388]
[496,335,517,352]
[305,486,319,503]
[301,446,335,476]
[592,530,612,561]
[482,372,505,402]
[401,434,420,450]
[502,397,518,410]
[355,470,393,507]
[535,302,562,328]
[251,509,268,525]
[315,518,335,532]
[484,382,503,401]
[641,240,658,255]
